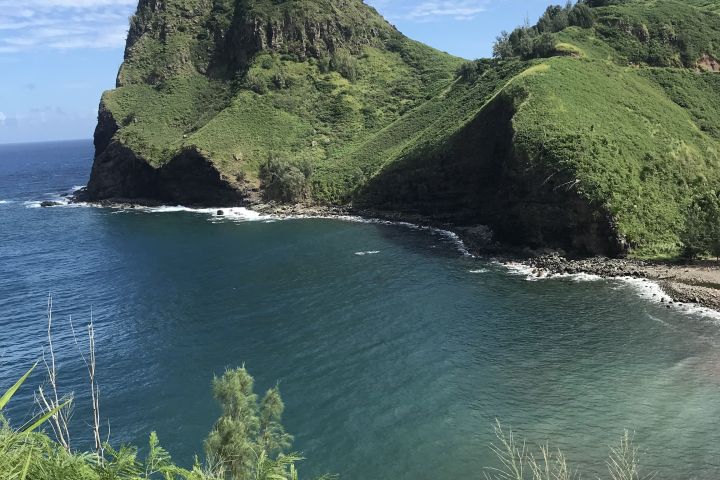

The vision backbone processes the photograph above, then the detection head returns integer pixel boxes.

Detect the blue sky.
[0,0,551,144]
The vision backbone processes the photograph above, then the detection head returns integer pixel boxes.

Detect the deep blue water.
[1,140,720,479]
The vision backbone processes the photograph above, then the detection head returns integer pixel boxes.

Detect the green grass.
[509,57,720,256]
[357,0,720,256]
[107,24,462,202]
[592,0,720,67]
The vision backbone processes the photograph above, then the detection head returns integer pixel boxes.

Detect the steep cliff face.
[88,0,404,205]
[116,0,395,85]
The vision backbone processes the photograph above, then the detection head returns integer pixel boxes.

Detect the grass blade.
[21,399,71,433]
[0,363,37,411]
[20,446,33,480]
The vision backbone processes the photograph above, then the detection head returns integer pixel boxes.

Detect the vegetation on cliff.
[89,0,720,258]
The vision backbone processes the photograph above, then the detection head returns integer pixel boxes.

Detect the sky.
[0,0,552,144]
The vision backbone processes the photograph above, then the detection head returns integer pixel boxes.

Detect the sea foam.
[501,260,720,320]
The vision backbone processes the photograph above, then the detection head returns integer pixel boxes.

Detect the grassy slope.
[104,0,463,202]
[510,1,720,256]
[103,0,720,256]
[359,0,720,256]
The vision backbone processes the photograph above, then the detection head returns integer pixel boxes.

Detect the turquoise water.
[1,140,720,479]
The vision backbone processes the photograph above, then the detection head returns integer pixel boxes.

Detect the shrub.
[259,155,312,203]
[246,72,268,94]
[458,61,479,81]
[680,190,720,259]
[532,32,558,58]
[569,4,595,28]
[331,50,360,82]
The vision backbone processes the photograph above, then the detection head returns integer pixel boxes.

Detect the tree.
[712,238,720,261]
[205,367,293,479]
[260,154,311,203]
[537,5,570,33]
[531,32,558,59]
[680,190,720,259]
[569,3,595,28]
[492,31,514,59]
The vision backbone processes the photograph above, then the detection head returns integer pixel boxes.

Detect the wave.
[502,261,720,320]
[120,205,273,222]
[23,185,91,209]
[619,277,720,321]
[0,200,12,205]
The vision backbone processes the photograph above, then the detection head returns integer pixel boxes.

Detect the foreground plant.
[484,421,655,480]
[0,364,319,480]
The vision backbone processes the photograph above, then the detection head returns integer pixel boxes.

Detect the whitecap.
[212,207,273,222]
[354,251,380,256]
[123,205,273,222]
[503,262,538,280]
[468,268,488,274]
[618,277,720,321]
[503,261,604,283]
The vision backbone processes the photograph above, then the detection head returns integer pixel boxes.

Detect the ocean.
[1,140,719,479]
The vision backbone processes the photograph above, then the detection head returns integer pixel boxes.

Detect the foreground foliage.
[1,366,657,480]
[0,365,315,480]
[485,422,654,480]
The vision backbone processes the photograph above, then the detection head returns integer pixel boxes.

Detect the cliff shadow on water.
[355,90,626,257]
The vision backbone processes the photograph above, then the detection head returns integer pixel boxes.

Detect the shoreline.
[257,203,720,313]
[69,194,720,313]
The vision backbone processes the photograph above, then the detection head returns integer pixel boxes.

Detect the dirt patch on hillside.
[698,54,720,72]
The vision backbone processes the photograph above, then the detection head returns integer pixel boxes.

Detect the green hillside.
[358,0,720,257]
[87,0,720,257]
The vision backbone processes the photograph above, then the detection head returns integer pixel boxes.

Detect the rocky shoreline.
[69,193,720,313]
[519,254,720,312]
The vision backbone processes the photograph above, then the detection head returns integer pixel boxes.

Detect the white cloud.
[368,0,489,23]
[18,0,136,7]
[0,0,134,54]
[0,112,6,126]
[406,1,488,21]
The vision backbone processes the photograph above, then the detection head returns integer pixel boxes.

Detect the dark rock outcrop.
[85,106,245,206]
